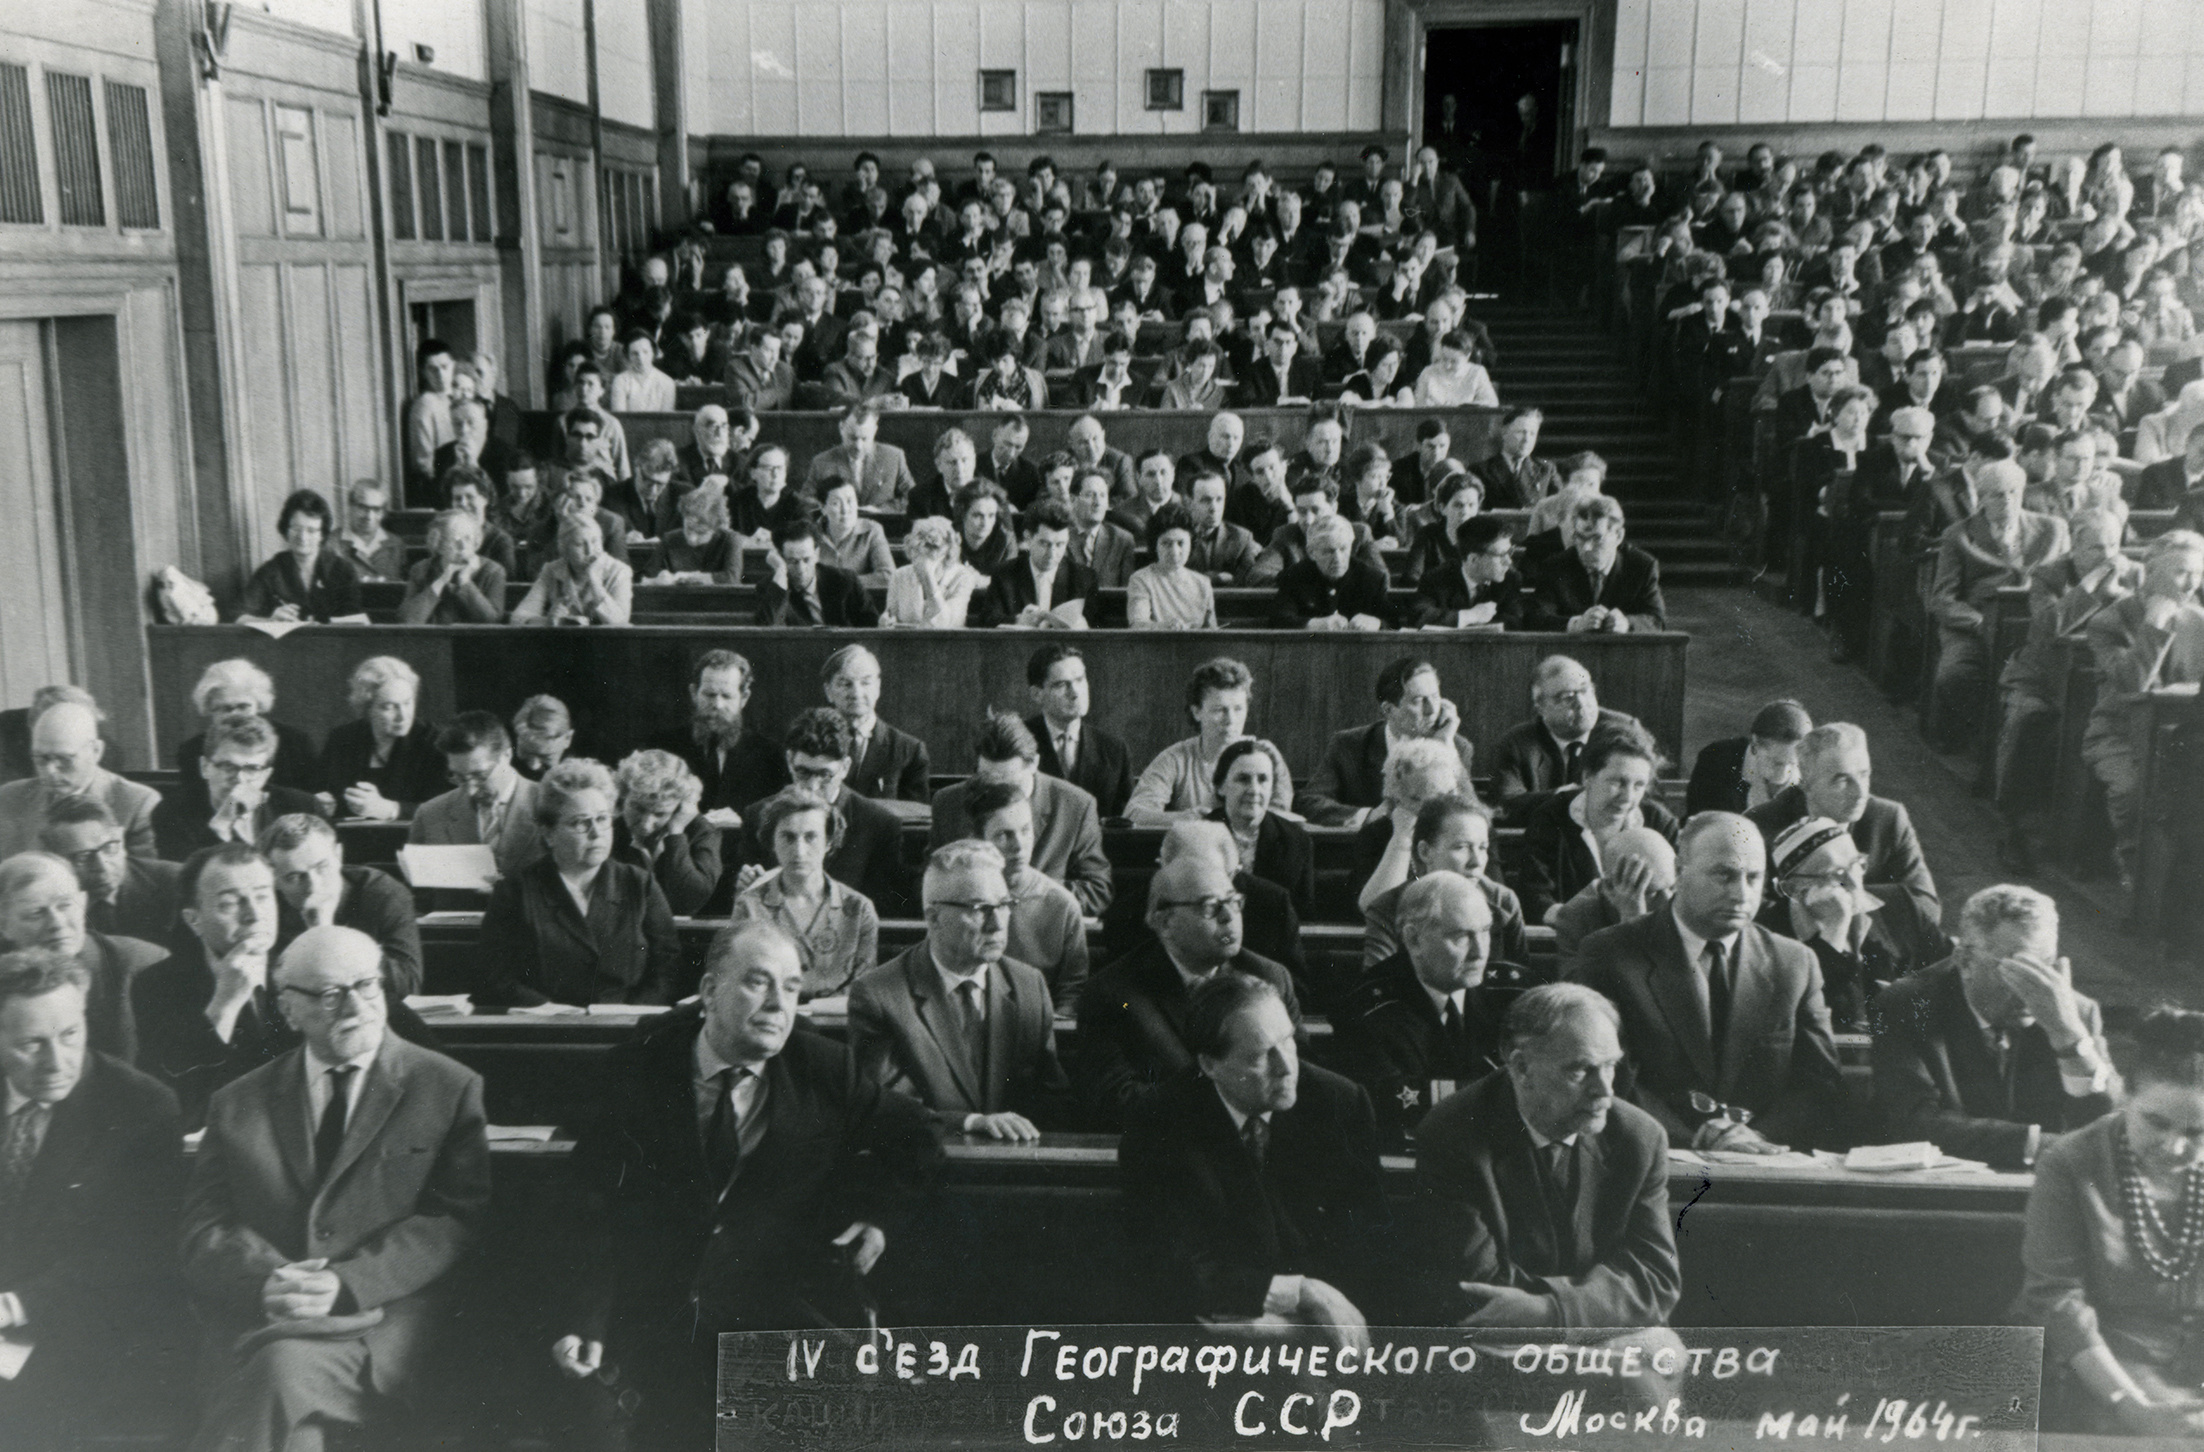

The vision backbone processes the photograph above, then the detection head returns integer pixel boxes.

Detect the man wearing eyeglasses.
[39,797,179,942]
[0,701,157,861]
[1076,855,1300,1129]
[182,925,489,1452]
[1761,816,1951,1035]
[849,841,1068,1141]
[150,716,327,863]
[730,709,904,915]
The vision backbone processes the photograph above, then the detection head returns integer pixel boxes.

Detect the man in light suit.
[408,711,546,879]
[1298,656,1477,828]
[849,842,1069,1139]
[0,702,156,861]
[1568,813,1847,1153]
[553,921,941,1450]
[181,926,490,1452]
[0,949,183,1447]
[41,797,180,941]
[800,402,916,511]
[930,711,1113,914]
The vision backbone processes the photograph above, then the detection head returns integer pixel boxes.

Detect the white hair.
[192,659,276,717]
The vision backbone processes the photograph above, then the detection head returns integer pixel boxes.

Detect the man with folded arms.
[1872,885,2116,1171]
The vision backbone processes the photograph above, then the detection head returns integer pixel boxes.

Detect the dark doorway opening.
[408,299,478,367]
[1424,20,1579,290]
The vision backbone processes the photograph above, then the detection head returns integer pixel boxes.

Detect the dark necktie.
[1441,996,1469,1071]
[0,1101,49,1211]
[1586,567,1606,604]
[705,1067,747,1188]
[955,980,985,1065]
[1241,1114,1269,1170]
[1705,942,1734,1057]
[1537,1139,1577,1241]
[1991,1030,2018,1111]
[1562,741,1584,783]
[790,582,820,625]
[315,1066,357,1181]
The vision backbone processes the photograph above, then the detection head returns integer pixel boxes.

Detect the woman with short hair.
[1125,503,1217,629]
[317,655,444,820]
[1125,657,1296,824]
[1205,737,1312,915]
[729,787,880,1000]
[883,516,984,628]
[238,491,363,624]
[611,749,722,915]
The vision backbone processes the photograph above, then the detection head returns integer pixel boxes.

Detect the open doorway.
[408,298,478,367]
[1423,20,1579,288]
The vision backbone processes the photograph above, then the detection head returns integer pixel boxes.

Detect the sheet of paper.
[327,613,372,625]
[584,1003,664,1018]
[397,843,499,892]
[509,1002,587,1017]
[404,994,474,1017]
[487,1125,557,1142]
[1047,598,1087,628]
[0,1335,32,1381]
[239,619,311,639]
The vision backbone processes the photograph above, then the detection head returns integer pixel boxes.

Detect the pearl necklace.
[2115,1121,2204,1283]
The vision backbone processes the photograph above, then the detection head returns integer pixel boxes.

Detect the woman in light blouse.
[884,515,984,627]
[1125,502,1216,629]
[817,477,895,587]
[729,787,880,1000]
[512,514,633,625]
[1126,656,1295,824]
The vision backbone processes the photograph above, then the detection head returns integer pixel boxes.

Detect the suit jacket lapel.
[21,1067,99,1206]
[1721,932,1778,1093]
[267,1050,317,1196]
[983,964,1021,1110]
[906,954,983,1107]
[1644,915,1718,1084]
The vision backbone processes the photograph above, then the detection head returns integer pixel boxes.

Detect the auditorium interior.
[2,0,2204,1446]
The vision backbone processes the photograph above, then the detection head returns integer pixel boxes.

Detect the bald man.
[1077,855,1302,1128]
[1552,826,1677,977]
[1095,819,1309,996]
[1334,872,1514,1144]
[0,702,157,860]
[1568,813,1845,1154]
[0,850,166,1061]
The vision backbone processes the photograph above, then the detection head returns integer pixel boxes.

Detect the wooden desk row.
[148,624,1689,779]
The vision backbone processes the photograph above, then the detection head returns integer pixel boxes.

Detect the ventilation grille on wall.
[104,80,158,228]
[0,64,41,225]
[45,71,104,227]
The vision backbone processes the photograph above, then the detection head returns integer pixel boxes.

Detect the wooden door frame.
[1401,0,1614,157]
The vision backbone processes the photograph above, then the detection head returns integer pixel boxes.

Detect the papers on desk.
[509,1002,587,1017]
[802,995,850,1017]
[240,618,312,639]
[405,994,474,1017]
[1669,1148,1823,1168]
[487,1126,557,1143]
[0,1334,32,1381]
[1824,1146,1992,1175]
[183,1129,205,1150]
[397,843,499,892]
[508,1002,666,1019]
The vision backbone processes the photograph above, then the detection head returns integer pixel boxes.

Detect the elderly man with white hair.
[1872,884,2116,1171]
[1748,722,1941,926]
[849,839,1068,1140]
[397,509,507,624]
[176,659,319,795]
[0,700,157,861]
[1925,457,2070,752]
[1273,513,1393,629]
[0,849,166,1059]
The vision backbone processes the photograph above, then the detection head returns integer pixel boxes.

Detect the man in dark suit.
[739,709,906,915]
[1334,873,1515,1145]
[151,715,328,863]
[1871,884,2116,1171]
[755,519,880,627]
[1273,516,1393,629]
[1746,722,1941,926]
[1487,655,1642,808]
[0,949,182,1447]
[554,921,941,1449]
[975,501,1098,629]
[1771,346,1850,455]
[1077,857,1301,1128]
[823,644,932,803]
[1412,982,1682,1335]
[1684,699,1813,817]
[1529,495,1667,633]
[647,649,789,828]
[1236,319,1326,408]
[2133,430,2204,511]
[1096,821,1308,991]
[40,798,179,941]
[1024,643,1133,818]
[1118,971,1392,1337]
[0,849,164,1064]
[181,926,490,1452]
[849,841,1069,1137]
[259,813,425,997]
[1569,813,1847,1153]
[1299,656,1477,827]
[929,711,1113,915]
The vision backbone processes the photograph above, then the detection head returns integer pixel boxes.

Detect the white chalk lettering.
[1747,1348,1781,1375]
[1279,1393,1314,1435]
[1235,1393,1267,1436]
[951,1344,982,1381]
[1024,1331,1063,1378]
[1024,1395,1059,1444]
[1321,1389,1361,1442]
[1131,1345,1159,1394]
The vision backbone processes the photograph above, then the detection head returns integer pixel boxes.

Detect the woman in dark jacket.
[609,748,725,916]
[237,490,363,623]
[1518,721,1678,924]
[1205,738,1313,916]
[317,655,446,820]
[476,757,682,1006]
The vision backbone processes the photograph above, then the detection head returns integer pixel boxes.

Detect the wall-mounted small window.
[1145,69,1184,111]
[1035,91,1074,135]
[1202,89,1239,132]
[979,70,1017,113]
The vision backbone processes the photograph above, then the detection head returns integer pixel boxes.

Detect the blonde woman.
[883,514,983,627]
[611,748,722,915]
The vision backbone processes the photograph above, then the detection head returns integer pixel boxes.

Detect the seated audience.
[175,658,318,794]
[329,479,406,581]
[655,486,743,584]
[1520,720,1680,925]
[1569,812,1846,1154]
[553,922,939,1449]
[1552,826,1676,979]
[513,514,634,625]
[1117,970,1390,1339]
[1127,503,1217,628]
[824,644,932,803]
[1025,643,1134,819]
[2082,529,2204,890]
[1248,470,1387,583]
[40,797,178,942]
[180,926,489,1452]
[850,839,1069,1138]
[1531,494,1668,633]
[930,711,1111,914]
[1686,699,1813,816]
[152,716,326,861]
[2015,1007,2204,1438]
[1275,514,1393,630]
[0,948,180,1449]
[1127,656,1296,824]
[1874,884,2114,1172]
[963,780,1088,1011]
[1412,983,1683,1333]
[728,787,878,1000]
[399,509,507,624]
[1337,871,1517,1143]
[755,518,879,627]
[0,700,157,860]
[647,650,789,829]
[611,750,722,916]
[1077,855,1301,1127]
[318,656,445,822]
[0,850,162,1059]
[883,515,985,627]
[1488,655,1642,808]
[976,501,1094,628]
[476,758,681,1007]
[260,813,423,996]
[1301,656,1477,828]
[237,490,363,624]
[1925,459,2071,751]
[740,708,904,913]
[1414,515,1528,630]
[1747,722,1941,925]
[409,711,547,879]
